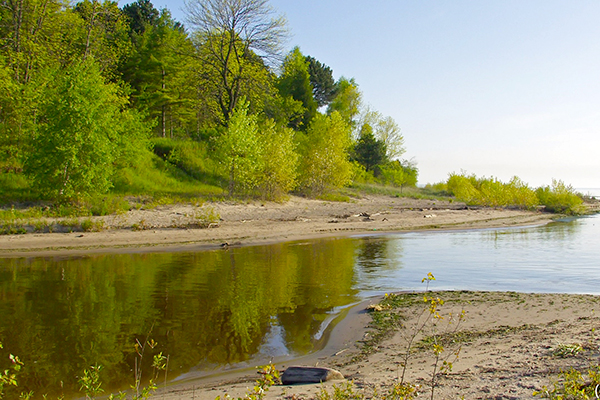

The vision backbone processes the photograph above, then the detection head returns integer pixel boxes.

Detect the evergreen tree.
[277,47,317,130]
[306,55,338,108]
[353,123,387,173]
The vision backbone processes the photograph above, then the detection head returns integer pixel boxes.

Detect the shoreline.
[0,195,556,257]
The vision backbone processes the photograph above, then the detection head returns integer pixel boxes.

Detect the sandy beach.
[0,195,554,257]
[4,195,598,399]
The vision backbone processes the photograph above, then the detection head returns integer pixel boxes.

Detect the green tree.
[276,47,317,130]
[217,100,263,196]
[298,112,353,196]
[185,0,287,124]
[122,0,160,36]
[122,9,196,138]
[359,108,405,160]
[353,123,387,173]
[380,160,418,192]
[306,55,338,108]
[327,77,362,129]
[257,119,298,200]
[74,0,131,80]
[24,60,150,201]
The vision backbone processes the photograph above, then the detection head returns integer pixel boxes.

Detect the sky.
[144,0,600,189]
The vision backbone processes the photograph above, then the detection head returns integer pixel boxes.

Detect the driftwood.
[281,366,344,385]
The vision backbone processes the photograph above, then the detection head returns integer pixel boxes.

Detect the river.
[0,210,599,398]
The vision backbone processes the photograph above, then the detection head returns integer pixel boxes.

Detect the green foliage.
[306,55,338,108]
[256,120,298,200]
[380,160,418,191]
[217,100,264,196]
[122,9,196,138]
[24,60,150,201]
[536,179,584,215]
[534,366,600,399]
[277,47,318,130]
[78,364,104,399]
[447,172,538,209]
[327,77,362,129]
[447,172,583,214]
[122,0,160,36]
[353,124,387,173]
[0,342,24,399]
[298,112,353,196]
[152,137,222,185]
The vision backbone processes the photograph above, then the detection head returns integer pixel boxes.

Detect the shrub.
[536,179,584,214]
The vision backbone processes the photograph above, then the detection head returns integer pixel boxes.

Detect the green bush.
[536,179,584,214]
[446,173,578,213]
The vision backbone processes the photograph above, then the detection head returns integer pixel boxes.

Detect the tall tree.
[257,119,298,200]
[353,123,387,173]
[306,55,337,108]
[122,9,196,138]
[24,60,150,201]
[217,99,263,196]
[298,112,353,196]
[122,0,160,37]
[276,47,317,130]
[359,108,405,160]
[184,0,287,124]
[327,77,362,130]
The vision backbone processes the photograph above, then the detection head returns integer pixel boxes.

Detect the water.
[0,213,599,398]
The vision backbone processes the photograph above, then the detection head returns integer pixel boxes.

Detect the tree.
[353,123,387,173]
[380,159,418,192]
[24,60,150,201]
[298,112,353,196]
[276,47,317,130]
[74,0,131,80]
[257,119,298,200]
[306,56,337,108]
[185,0,288,124]
[122,0,160,37]
[358,108,405,160]
[327,77,362,130]
[122,9,197,138]
[217,99,263,196]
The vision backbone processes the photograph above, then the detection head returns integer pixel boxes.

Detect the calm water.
[0,212,599,398]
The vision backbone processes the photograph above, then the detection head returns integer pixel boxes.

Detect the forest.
[0,0,414,208]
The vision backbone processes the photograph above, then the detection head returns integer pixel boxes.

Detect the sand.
[0,194,554,257]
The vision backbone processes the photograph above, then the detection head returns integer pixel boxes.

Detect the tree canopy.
[0,0,416,203]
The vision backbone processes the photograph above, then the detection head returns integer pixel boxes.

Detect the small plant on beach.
[552,343,583,358]
[534,366,600,399]
[194,206,220,228]
[371,274,465,400]
[215,363,280,400]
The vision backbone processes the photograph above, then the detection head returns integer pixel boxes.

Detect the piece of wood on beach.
[281,366,344,385]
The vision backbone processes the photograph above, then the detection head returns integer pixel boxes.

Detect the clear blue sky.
[145,0,600,188]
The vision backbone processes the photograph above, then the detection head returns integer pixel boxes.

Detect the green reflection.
[0,237,359,399]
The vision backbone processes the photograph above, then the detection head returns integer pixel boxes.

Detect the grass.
[347,182,450,201]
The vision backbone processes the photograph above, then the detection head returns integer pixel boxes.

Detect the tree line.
[0,0,416,203]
